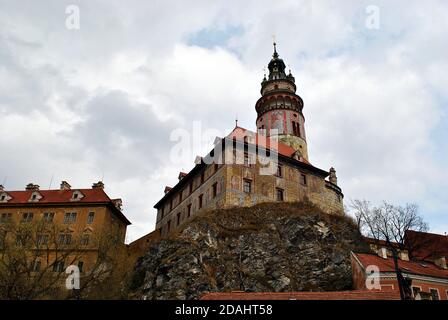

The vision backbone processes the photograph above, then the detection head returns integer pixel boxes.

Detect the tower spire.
[272,35,279,58]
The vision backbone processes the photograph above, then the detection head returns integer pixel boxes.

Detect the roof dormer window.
[70,190,84,202]
[28,191,42,203]
[0,192,12,203]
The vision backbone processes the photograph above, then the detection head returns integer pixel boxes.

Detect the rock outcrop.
[130,202,370,300]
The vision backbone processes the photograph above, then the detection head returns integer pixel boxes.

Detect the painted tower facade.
[256,43,309,161]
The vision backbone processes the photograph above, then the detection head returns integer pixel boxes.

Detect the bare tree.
[351,200,429,300]
[0,219,128,300]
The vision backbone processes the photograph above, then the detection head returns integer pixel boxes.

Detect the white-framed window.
[429,288,440,300]
[64,212,77,224]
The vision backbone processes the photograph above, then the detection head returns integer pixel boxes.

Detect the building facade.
[153,45,344,237]
[0,181,131,275]
[351,232,448,300]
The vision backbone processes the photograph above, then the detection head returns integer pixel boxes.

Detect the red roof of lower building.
[353,253,448,279]
[405,230,448,261]
[0,188,131,225]
[200,290,400,300]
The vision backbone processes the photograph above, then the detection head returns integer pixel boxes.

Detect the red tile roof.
[405,230,448,261]
[1,188,110,204]
[228,126,311,164]
[200,290,400,300]
[363,237,400,249]
[353,253,448,279]
[0,188,131,225]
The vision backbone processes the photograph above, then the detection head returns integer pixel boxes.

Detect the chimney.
[378,247,388,259]
[25,183,40,191]
[434,257,447,270]
[164,186,172,194]
[398,250,409,261]
[329,167,338,185]
[92,181,104,189]
[178,172,187,181]
[60,181,71,190]
[112,198,123,210]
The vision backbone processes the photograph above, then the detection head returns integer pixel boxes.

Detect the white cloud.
[0,0,447,240]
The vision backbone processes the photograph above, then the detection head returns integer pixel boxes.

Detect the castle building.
[0,181,131,275]
[153,44,344,237]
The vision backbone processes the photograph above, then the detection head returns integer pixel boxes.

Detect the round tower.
[255,43,309,161]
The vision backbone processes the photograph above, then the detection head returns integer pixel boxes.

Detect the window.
[170,200,173,211]
[22,212,33,222]
[80,234,90,246]
[300,174,307,186]
[0,195,5,201]
[58,233,72,245]
[292,122,297,135]
[179,193,182,203]
[430,289,440,300]
[244,153,250,167]
[199,194,203,209]
[167,220,171,232]
[78,261,84,273]
[276,188,284,201]
[64,212,77,224]
[43,212,54,223]
[214,163,219,172]
[187,204,192,218]
[177,212,181,226]
[73,193,78,199]
[1,213,12,223]
[243,179,252,194]
[33,260,41,272]
[201,172,205,183]
[189,183,193,194]
[212,183,218,198]
[276,165,283,178]
[412,287,421,298]
[53,260,65,273]
[161,207,165,219]
[36,234,49,246]
[87,212,95,224]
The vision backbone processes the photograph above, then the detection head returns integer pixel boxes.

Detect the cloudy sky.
[0,0,447,242]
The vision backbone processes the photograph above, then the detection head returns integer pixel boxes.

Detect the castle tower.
[255,42,309,161]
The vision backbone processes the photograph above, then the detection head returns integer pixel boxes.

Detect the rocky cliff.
[130,201,370,300]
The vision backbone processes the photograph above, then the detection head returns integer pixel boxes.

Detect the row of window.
[0,212,95,224]
[32,259,84,273]
[275,164,308,185]
[164,182,220,233]
[243,179,285,201]
[15,233,91,247]
[162,164,220,219]
[412,286,445,300]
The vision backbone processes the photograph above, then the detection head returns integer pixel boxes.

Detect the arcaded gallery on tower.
[154,45,344,236]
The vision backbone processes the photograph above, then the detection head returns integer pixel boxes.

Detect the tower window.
[243,179,252,194]
[244,153,250,167]
[167,220,171,232]
[276,165,283,178]
[177,212,181,226]
[276,188,284,201]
